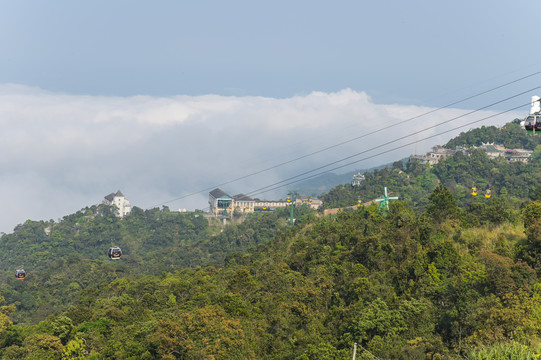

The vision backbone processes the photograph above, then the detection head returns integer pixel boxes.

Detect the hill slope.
[321,123,541,214]
[1,192,540,358]
[1,121,541,358]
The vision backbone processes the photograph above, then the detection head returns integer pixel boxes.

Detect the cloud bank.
[0,85,516,233]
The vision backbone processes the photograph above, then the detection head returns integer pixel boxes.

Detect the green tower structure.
[376,187,398,213]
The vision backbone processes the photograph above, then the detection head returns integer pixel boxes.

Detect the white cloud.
[0,85,519,233]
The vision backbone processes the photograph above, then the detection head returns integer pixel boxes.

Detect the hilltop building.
[104,190,131,218]
[410,145,456,165]
[208,188,321,216]
[503,148,533,163]
[480,143,501,159]
[411,143,532,165]
[296,194,323,209]
[352,172,365,186]
[233,194,255,213]
[209,188,234,215]
[478,143,532,163]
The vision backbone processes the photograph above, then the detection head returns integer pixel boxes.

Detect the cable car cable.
[247,103,527,197]
[150,73,541,208]
[243,86,541,196]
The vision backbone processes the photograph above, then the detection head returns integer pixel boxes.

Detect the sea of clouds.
[0,84,516,234]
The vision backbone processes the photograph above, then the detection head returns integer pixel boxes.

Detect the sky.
[0,1,540,233]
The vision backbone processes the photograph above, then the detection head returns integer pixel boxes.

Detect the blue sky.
[1,1,539,104]
[0,1,539,233]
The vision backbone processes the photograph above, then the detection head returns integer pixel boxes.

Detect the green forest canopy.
[1,122,541,359]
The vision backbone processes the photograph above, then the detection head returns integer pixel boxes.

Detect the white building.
[352,172,365,186]
[104,190,131,218]
[410,145,456,165]
[233,193,255,213]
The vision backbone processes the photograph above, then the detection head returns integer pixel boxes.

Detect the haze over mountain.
[1,1,537,234]
[2,2,541,358]
[0,85,517,234]
[2,121,541,358]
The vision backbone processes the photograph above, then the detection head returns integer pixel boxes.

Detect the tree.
[155,306,254,359]
[296,343,350,360]
[24,334,65,360]
[521,219,541,272]
[61,338,86,360]
[522,201,541,228]
[426,185,460,223]
[466,342,537,360]
[0,295,15,348]
[40,315,74,345]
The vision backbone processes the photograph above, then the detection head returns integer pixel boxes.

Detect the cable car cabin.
[15,269,26,280]
[524,96,541,133]
[524,114,541,133]
[108,246,122,260]
[471,187,478,196]
[485,189,492,198]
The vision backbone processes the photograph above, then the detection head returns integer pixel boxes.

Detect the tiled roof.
[210,188,228,198]
[233,194,253,201]
[105,190,125,201]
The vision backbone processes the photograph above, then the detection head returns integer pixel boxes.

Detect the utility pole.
[352,343,357,360]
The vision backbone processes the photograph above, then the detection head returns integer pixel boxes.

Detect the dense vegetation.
[445,121,539,150]
[0,204,306,325]
[1,122,541,359]
[321,123,541,213]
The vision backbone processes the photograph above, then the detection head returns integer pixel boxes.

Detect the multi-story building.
[104,190,131,218]
[233,194,255,213]
[410,143,532,165]
[352,172,365,186]
[209,188,234,216]
[411,145,456,165]
[208,188,321,215]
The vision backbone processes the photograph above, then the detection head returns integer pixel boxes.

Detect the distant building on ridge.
[209,188,234,215]
[410,143,532,165]
[352,172,365,186]
[208,188,321,216]
[104,190,131,218]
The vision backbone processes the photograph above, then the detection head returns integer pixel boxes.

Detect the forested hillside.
[0,204,307,326]
[445,121,538,150]
[322,123,541,213]
[1,122,541,359]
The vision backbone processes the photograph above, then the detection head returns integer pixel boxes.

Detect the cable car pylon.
[376,187,398,214]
